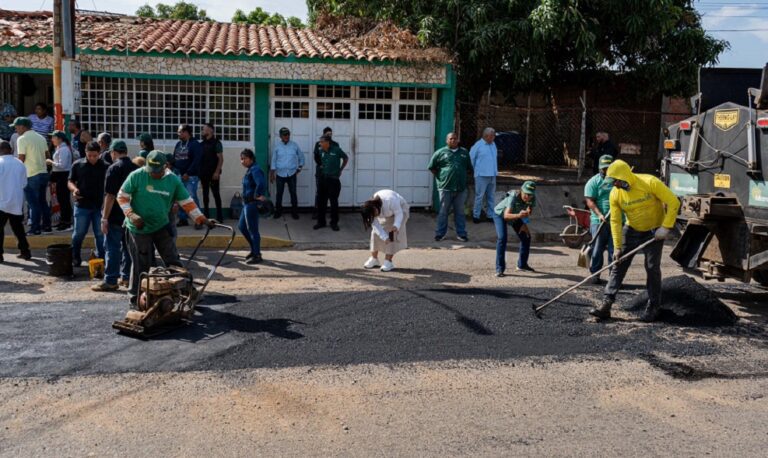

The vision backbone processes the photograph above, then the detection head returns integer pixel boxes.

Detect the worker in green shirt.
[314,134,348,231]
[117,150,214,305]
[583,154,615,284]
[428,132,471,242]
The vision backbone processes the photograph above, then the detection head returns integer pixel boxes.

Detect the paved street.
[1,245,768,456]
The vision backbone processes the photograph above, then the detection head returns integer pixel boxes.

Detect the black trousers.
[605,226,664,306]
[127,227,182,303]
[275,173,298,214]
[200,175,223,221]
[51,171,72,225]
[317,176,341,225]
[0,210,30,256]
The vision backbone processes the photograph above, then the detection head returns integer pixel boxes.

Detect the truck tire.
[753,270,768,287]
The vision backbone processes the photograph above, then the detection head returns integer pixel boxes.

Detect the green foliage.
[135,2,210,21]
[233,7,305,28]
[307,0,728,98]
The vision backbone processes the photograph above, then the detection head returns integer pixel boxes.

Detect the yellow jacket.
[606,160,680,247]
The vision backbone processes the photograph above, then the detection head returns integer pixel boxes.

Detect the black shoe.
[434,235,445,242]
[17,251,32,260]
[245,253,254,260]
[25,230,41,236]
[246,254,263,264]
[516,265,536,272]
[457,235,468,242]
[313,223,326,230]
[472,217,481,224]
[495,271,505,278]
[330,224,340,231]
[292,213,299,220]
[176,220,189,227]
[640,302,660,322]
[589,299,613,320]
[55,223,72,232]
[42,227,53,234]
[590,276,604,285]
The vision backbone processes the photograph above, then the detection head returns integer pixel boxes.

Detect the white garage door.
[269,85,435,207]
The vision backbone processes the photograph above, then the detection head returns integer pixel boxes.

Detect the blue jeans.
[104,223,131,285]
[473,176,496,219]
[72,206,105,262]
[493,213,531,273]
[589,222,614,274]
[436,189,468,238]
[238,202,261,256]
[24,173,51,232]
[178,175,200,222]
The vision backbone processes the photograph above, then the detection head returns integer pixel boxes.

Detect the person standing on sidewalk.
[312,127,337,219]
[28,103,54,138]
[0,140,31,263]
[92,140,137,291]
[97,132,113,165]
[199,123,225,222]
[173,124,203,229]
[270,127,304,220]
[428,132,471,242]
[12,117,51,235]
[361,189,410,272]
[492,181,537,277]
[68,141,107,267]
[470,127,498,223]
[238,149,267,265]
[137,133,154,159]
[584,155,615,284]
[47,131,74,231]
[314,134,348,231]
[589,159,680,322]
[68,119,85,159]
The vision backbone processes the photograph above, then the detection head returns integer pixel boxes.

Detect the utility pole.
[53,0,78,131]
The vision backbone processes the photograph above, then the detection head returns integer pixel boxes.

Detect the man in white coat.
[360,189,410,272]
[0,140,31,262]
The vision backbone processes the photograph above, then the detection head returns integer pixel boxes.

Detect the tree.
[136,2,210,21]
[233,7,305,28]
[307,0,727,98]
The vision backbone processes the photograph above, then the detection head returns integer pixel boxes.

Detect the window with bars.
[359,87,393,100]
[400,87,433,101]
[80,76,252,142]
[0,74,20,109]
[398,104,431,121]
[316,85,351,98]
[358,103,392,120]
[274,101,310,118]
[274,84,310,97]
[317,102,351,119]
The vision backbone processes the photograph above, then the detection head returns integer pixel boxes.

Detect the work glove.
[654,227,671,241]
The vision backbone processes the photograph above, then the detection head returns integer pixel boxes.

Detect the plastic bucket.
[88,258,105,279]
[46,243,73,277]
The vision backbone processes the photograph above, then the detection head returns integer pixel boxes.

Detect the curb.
[4,234,294,250]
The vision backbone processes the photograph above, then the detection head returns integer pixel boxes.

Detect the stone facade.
[0,50,447,86]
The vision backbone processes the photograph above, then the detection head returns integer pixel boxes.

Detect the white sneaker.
[380,260,395,272]
[363,257,380,269]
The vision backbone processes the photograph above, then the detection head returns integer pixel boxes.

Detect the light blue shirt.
[271,140,305,177]
[469,139,498,177]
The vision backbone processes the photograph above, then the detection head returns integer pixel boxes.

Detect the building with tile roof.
[0,9,456,209]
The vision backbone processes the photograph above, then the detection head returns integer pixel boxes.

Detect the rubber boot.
[589,298,613,320]
[640,301,660,322]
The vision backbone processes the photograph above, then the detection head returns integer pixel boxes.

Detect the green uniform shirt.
[584,173,612,225]
[319,145,348,178]
[17,130,48,177]
[427,146,471,192]
[121,169,190,234]
[494,190,536,216]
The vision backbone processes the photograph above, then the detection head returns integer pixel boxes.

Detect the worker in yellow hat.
[589,160,680,322]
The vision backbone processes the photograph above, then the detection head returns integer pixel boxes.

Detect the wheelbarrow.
[560,205,592,249]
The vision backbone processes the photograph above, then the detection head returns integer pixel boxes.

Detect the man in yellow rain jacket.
[589,160,680,322]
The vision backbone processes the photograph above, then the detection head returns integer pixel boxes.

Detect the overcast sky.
[4,0,765,68]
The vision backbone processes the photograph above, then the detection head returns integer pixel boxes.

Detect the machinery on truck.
[662,64,768,286]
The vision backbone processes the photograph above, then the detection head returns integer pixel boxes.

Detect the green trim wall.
[432,65,457,210]
[253,84,271,180]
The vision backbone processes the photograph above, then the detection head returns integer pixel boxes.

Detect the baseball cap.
[521,180,537,195]
[137,133,153,144]
[279,127,290,136]
[10,116,32,128]
[109,140,128,153]
[319,134,332,142]
[598,154,614,170]
[145,150,167,173]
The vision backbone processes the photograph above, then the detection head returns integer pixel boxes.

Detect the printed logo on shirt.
[145,185,170,197]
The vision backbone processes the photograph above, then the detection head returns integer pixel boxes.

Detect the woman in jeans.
[47,130,74,231]
[492,181,537,277]
[361,189,410,272]
[238,149,267,265]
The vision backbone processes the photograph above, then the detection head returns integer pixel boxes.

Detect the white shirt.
[0,155,28,215]
[10,132,19,157]
[371,189,409,240]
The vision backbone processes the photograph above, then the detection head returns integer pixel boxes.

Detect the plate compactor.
[112,223,235,338]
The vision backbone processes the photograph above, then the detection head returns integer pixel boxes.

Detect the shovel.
[532,237,657,319]
[577,212,610,268]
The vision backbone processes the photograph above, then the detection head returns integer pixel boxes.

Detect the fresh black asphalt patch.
[2,285,766,379]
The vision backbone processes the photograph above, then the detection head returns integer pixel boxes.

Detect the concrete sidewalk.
[4,212,569,251]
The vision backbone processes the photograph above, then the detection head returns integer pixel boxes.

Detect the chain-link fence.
[457,101,691,174]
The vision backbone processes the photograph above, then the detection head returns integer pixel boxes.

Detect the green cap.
[145,150,167,173]
[10,116,32,128]
[109,140,128,153]
[137,133,153,144]
[51,130,68,141]
[598,154,614,170]
[279,127,290,136]
[521,180,537,195]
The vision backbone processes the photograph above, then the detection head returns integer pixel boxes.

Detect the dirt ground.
[1,245,767,456]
